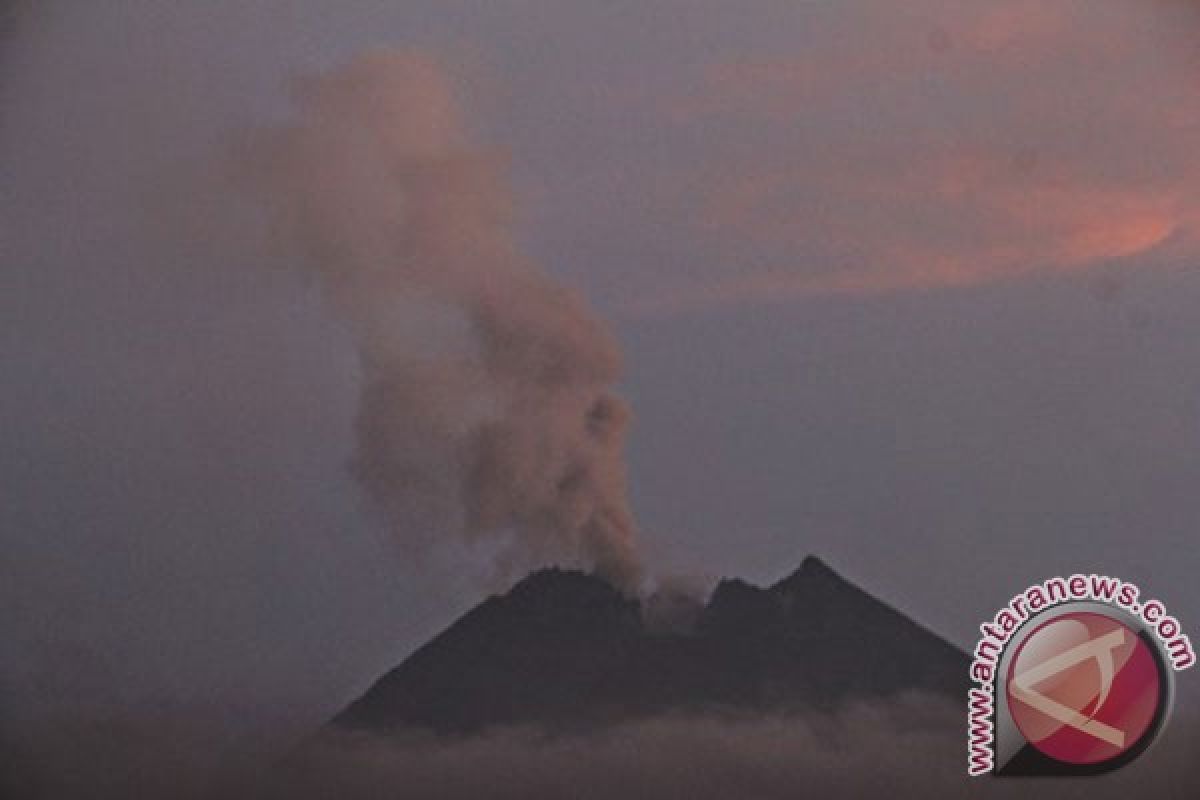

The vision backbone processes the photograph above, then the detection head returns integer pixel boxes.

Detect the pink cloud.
[636,0,1200,313]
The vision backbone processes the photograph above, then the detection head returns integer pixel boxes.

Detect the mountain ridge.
[332,557,968,735]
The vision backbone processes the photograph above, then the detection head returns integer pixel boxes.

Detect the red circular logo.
[1006,611,1163,765]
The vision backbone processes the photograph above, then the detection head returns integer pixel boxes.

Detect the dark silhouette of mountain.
[331,557,968,735]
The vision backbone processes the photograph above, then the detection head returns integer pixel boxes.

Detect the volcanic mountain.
[332,557,968,735]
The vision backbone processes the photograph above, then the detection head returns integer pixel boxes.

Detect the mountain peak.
[799,553,836,575]
[489,567,640,633]
[769,555,849,594]
[772,556,840,587]
[505,566,617,600]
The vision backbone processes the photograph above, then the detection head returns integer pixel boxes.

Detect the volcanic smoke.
[246,50,642,591]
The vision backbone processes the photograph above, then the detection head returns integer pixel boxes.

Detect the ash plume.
[244,51,642,590]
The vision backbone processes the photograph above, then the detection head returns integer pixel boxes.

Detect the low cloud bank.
[7,695,1197,799]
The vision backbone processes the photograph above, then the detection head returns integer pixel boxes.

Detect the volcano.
[331,557,968,735]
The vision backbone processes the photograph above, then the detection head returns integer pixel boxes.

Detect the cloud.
[241,50,643,590]
[632,0,1200,313]
[10,698,1199,799]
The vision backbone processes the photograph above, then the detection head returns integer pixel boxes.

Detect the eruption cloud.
[247,51,642,590]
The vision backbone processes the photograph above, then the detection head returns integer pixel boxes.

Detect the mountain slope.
[332,557,968,735]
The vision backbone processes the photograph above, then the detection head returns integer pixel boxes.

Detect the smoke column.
[245,50,642,590]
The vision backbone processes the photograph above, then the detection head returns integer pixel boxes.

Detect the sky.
[3,0,1200,750]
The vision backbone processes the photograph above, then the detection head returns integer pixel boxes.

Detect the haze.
[3,0,1199,769]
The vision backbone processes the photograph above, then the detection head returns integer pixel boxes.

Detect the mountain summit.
[331,558,968,735]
